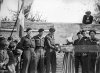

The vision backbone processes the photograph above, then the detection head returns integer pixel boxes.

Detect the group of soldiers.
[0,27,58,73]
[19,27,58,73]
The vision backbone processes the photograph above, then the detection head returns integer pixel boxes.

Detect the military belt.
[35,46,44,49]
[23,47,35,50]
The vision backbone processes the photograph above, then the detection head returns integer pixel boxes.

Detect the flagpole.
[17,0,20,32]
[10,1,24,37]
[0,0,3,35]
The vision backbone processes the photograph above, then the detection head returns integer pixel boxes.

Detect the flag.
[18,0,34,38]
[17,0,24,38]
[0,0,3,10]
[18,9,24,38]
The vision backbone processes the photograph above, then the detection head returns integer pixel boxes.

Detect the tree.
[24,3,32,19]
[93,0,100,24]
[28,12,47,22]
[8,8,47,22]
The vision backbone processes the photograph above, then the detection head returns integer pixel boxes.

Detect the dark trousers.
[35,47,45,73]
[81,55,89,73]
[96,55,100,73]
[45,51,56,73]
[21,49,36,73]
[88,53,97,73]
[75,55,82,73]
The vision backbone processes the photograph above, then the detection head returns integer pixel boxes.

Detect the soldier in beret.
[18,28,36,73]
[33,28,45,73]
[44,27,57,73]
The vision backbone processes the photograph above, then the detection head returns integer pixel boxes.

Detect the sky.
[0,0,97,23]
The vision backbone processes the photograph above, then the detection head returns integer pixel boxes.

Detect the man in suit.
[74,31,83,73]
[82,11,93,24]
[88,30,98,73]
[80,30,91,73]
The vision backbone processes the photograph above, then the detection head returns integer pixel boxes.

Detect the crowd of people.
[0,26,100,73]
[0,10,99,73]
[0,27,58,73]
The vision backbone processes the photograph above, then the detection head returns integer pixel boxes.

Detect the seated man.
[82,11,93,24]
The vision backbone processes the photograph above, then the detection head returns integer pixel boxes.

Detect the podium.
[74,45,100,53]
[60,45,100,73]
[61,45,75,73]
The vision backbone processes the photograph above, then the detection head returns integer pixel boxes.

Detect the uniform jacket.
[82,15,93,24]
[44,34,55,51]
[19,35,35,50]
[33,34,44,48]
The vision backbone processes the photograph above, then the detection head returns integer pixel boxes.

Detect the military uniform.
[34,34,45,73]
[19,35,36,73]
[45,33,56,73]
[79,36,91,73]
[74,38,82,73]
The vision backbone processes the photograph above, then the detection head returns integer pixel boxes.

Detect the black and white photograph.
[0,0,100,73]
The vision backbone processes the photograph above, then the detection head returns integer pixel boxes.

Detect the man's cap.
[38,28,44,32]
[49,28,55,32]
[89,30,96,35]
[13,40,19,44]
[85,11,91,15]
[26,28,32,32]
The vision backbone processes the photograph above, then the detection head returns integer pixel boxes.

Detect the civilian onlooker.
[0,37,9,69]
[82,11,93,24]
[7,41,17,73]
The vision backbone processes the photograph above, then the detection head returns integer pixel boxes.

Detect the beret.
[85,11,91,14]
[77,31,81,35]
[26,28,32,32]
[49,28,55,32]
[38,28,44,32]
